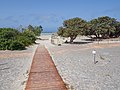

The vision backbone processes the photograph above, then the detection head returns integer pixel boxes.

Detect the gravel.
[38,35,120,90]
[0,45,38,90]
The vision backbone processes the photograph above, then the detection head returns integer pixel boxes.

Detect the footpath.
[25,44,67,90]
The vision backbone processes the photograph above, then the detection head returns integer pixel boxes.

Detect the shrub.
[0,28,37,50]
[9,40,25,50]
[16,35,32,46]
[22,30,36,43]
[0,28,20,40]
[0,39,12,50]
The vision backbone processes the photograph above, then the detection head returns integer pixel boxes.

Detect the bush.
[22,30,36,43]
[9,40,25,50]
[0,39,11,50]
[0,28,37,50]
[0,28,20,40]
[16,35,32,46]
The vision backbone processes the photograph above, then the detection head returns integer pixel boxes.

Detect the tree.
[57,17,87,43]
[27,25,43,36]
[33,25,43,36]
[82,22,93,38]
[114,22,120,37]
[28,25,34,32]
[89,16,117,38]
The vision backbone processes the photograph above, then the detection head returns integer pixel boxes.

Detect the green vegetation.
[27,25,43,36]
[58,17,87,43]
[86,16,117,38]
[0,25,43,50]
[57,16,120,43]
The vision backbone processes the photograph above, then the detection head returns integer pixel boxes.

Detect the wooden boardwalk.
[25,45,67,90]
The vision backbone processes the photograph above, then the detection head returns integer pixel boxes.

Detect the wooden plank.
[25,45,67,90]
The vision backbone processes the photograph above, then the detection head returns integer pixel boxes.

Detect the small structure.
[51,33,63,45]
[92,50,96,64]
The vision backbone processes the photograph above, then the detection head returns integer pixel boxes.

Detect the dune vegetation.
[0,25,43,50]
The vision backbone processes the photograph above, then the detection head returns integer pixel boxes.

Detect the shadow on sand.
[65,41,93,45]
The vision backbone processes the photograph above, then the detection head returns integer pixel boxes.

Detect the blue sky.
[0,0,120,32]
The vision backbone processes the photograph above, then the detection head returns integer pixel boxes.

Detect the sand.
[1,34,120,90]
[0,45,38,90]
[38,35,120,90]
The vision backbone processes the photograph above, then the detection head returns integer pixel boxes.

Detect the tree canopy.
[57,16,120,43]
[27,25,43,36]
[89,16,117,38]
[57,17,87,43]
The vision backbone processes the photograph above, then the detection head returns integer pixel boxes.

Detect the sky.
[0,0,120,32]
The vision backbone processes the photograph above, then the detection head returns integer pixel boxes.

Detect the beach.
[38,34,120,90]
[0,45,38,90]
[0,33,120,90]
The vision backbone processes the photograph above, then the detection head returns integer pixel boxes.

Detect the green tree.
[82,22,93,38]
[33,25,43,36]
[89,16,117,38]
[57,17,87,43]
[28,25,34,32]
[27,25,43,36]
[114,22,120,37]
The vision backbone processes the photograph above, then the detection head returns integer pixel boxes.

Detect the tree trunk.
[70,35,77,43]
[70,38,74,43]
